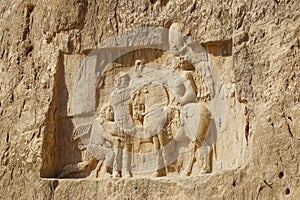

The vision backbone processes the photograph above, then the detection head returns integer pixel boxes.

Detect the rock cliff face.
[0,0,299,199]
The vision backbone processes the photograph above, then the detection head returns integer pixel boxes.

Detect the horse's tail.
[195,103,211,143]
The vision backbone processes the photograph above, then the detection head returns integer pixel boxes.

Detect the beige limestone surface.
[0,0,299,199]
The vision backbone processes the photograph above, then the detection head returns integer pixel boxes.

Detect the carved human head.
[115,72,130,89]
[100,104,114,121]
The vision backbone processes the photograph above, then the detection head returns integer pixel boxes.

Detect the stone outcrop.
[0,0,299,199]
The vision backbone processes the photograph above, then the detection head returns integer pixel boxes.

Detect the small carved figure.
[134,59,145,78]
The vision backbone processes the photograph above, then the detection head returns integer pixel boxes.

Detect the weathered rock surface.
[0,0,299,199]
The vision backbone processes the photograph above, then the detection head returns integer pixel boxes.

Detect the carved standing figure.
[110,72,135,178]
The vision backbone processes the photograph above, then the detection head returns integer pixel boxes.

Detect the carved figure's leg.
[104,151,115,169]
[89,160,103,178]
[122,142,132,178]
[113,139,122,178]
[92,150,115,178]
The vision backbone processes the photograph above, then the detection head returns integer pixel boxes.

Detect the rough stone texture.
[0,0,299,199]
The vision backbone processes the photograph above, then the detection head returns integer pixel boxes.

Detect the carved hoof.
[182,170,191,176]
[88,171,97,178]
[200,167,211,174]
[122,171,132,178]
[112,171,121,178]
[58,169,66,178]
[152,171,159,177]
[101,172,112,178]
[57,173,65,178]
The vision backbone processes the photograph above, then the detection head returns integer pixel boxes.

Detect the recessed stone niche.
[40,25,249,179]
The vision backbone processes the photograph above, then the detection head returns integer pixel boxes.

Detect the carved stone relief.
[49,24,248,179]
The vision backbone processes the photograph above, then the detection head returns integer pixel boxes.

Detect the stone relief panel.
[43,23,249,178]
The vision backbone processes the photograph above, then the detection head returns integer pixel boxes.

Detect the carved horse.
[131,82,213,176]
[131,83,179,176]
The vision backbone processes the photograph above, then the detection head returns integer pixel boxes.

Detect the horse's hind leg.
[183,103,211,176]
[153,136,162,177]
[158,131,174,174]
[182,141,198,176]
[200,146,213,174]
